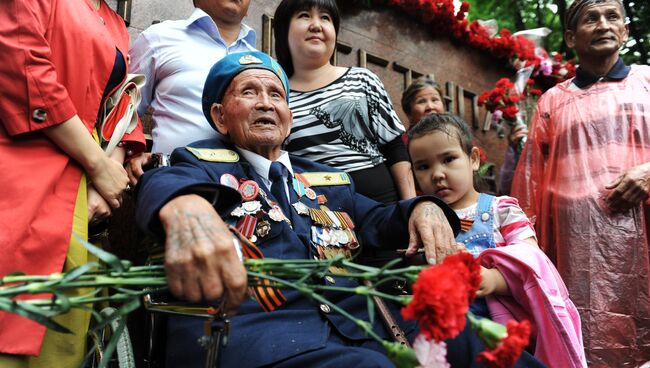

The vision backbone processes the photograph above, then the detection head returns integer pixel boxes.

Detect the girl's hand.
[476,266,508,297]
[87,155,129,209]
[87,184,112,224]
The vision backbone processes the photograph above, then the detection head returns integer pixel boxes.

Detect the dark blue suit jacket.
[136,137,460,367]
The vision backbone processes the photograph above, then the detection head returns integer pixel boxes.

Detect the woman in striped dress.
[273,0,415,204]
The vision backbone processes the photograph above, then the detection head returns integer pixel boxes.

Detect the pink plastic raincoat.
[512,65,650,367]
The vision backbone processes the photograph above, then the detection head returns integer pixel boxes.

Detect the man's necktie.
[269,161,291,219]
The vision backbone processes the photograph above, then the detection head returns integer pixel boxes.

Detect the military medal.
[236,214,257,240]
[305,188,317,200]
[291,178,307,198]
[318,227,335,246]
[255,220,271,238]
[242,200,262,214]
[230,206,246,217]
[220,173,240,190]
[239,180,260,201]
[325,210,342,228]
[335,229,349,245]
[268,205,286,222]
[292,201,310,216]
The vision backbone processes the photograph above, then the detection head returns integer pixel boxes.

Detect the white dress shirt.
[130,8,256,154]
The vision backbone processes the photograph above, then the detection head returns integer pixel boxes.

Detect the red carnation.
[401,252,480,342]
[501,105,519,120]
[478,320,532,368]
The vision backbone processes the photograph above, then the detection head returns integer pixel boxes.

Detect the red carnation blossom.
[502,105,519,120]
[477,320,531,368]
[401,253,480,342]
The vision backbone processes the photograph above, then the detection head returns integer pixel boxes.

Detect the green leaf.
[61,262,99,284]
[76,235,124,272]
[0,300,72,333]
[367,296,375,325]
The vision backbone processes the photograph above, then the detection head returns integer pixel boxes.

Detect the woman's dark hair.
[274,0,341,77]
[407,113,474,155]
[400,74,445,116]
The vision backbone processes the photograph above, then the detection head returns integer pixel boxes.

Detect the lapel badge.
[220,173,240,190]
[242,200,262,214]
[305,188,317,200]
[239,180,260,201]
[317,194,327,205]
[255,220,271,238]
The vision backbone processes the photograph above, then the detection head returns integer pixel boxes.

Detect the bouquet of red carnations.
[0,242,530,368]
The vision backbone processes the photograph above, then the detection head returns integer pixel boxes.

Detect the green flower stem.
[247,271,385,345]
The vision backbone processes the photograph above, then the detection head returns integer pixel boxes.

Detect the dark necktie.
[269,161,291,220]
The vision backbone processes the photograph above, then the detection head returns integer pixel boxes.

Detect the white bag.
[99,73,145,155]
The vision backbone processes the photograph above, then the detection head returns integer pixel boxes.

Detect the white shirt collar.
[237,148,294,183]
[185,8,255,47]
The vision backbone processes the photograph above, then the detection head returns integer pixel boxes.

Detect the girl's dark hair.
[401,74,445,116]
[274,0,341,77]
[407,113,474,155]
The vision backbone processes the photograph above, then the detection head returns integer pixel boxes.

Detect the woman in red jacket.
[0,0,145,366]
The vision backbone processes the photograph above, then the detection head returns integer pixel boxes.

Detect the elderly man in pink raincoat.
[512,0,650,366]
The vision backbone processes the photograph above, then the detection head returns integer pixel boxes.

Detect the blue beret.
[202,51,290,127]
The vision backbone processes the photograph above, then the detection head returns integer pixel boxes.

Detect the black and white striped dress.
[285,68,407,203]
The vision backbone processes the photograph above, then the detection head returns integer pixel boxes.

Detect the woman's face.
[288,7,337,68]
[407,87,445,129]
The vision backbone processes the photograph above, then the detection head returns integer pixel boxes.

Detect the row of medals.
[222,173,359,252]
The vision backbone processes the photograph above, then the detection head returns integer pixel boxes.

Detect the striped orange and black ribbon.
[460,219,474,232]
[228,225,286,312]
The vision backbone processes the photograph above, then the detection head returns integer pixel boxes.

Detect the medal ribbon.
[228,225,286,312]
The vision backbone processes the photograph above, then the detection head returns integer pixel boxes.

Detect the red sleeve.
[122,117,146,157]
[0,0,77,136]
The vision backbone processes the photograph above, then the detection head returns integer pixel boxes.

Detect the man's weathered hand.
[406,201,457,264]
[159,194,247,315]
[605,162,650,212]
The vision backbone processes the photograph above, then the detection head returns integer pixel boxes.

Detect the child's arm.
[477,266,509,297]
[477,236,538,297]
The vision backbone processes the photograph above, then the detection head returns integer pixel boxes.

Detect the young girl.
[407,113,586,368]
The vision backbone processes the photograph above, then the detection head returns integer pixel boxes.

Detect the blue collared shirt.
[130,8,256,154]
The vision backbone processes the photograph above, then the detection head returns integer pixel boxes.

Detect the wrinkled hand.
[605,163,650,213]
[87,184,112,224]
[87,156,129,209]
[508,123,528,149]
[125,152,153,186]
[406,201,457,264]
[159,194,247,315]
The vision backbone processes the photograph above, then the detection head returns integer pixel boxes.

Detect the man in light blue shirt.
[127,0,255,181]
